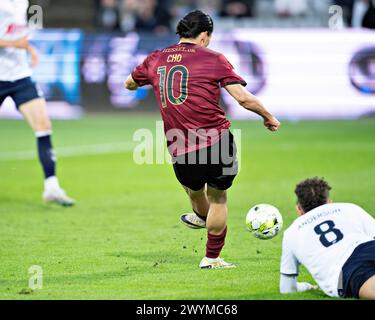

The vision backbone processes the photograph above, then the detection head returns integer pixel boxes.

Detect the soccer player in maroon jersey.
[125,10,280,269]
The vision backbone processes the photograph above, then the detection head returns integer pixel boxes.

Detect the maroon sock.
[206,227,227,259]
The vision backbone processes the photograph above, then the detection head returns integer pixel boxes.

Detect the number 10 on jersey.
[157,65,189,107]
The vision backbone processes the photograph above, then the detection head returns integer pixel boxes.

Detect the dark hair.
[295,177,332,213]
[176,10,214,39]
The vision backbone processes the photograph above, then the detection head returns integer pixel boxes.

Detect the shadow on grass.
[106,249,201,267]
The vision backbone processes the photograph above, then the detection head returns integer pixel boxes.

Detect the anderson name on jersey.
[280,202,375,297]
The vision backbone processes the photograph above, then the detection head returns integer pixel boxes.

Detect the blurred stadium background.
[0,0,374,120]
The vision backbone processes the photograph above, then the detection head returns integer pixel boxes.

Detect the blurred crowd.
[95,0,375,33]
[334,0,375,28]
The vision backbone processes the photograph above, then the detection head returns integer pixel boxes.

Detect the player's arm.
[0,35,39,66]
[280,274,319,294]
[279,233,318,294]
[124,74,139,91]
[0,35,29,49]
[125,52,156,91]
[224,84,280,132]
[26,44,39,67]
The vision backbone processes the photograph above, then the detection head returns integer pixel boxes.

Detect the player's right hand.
[264,116,281,132]
[12,36,29,49]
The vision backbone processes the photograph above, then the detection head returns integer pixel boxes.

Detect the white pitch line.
[0,142,136,161]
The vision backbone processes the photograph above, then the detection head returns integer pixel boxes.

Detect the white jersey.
[280,203,375,297]
[0,0,31,81]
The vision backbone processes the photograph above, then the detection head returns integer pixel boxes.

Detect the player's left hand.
[264,116,281,132]
[297,282,320,292]
[27,45,40,67]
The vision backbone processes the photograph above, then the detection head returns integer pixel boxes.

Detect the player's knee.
[186,187,205,201]
[207,191,227,204]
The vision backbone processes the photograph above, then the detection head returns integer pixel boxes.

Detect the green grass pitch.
[0,115,374,300]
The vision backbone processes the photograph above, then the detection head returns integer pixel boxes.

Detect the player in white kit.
[280,177,375,299]
[0,0,74,206]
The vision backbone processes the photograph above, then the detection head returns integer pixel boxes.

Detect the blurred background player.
[280,177,375,299]
[125,10,280,269]
[0,0,74,206]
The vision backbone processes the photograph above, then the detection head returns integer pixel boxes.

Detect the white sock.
[35,130,52,138]
[44,176,60,191]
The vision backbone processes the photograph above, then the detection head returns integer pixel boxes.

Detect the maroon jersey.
[131,42,247,156]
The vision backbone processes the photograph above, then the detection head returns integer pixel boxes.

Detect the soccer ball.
[246,204,283,240]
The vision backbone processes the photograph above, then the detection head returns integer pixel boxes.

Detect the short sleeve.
[280,232,300,276]
[216,54,247,88]
[131,51,158,87]
[354,204,375,238]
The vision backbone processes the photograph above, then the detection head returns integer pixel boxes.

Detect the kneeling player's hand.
[264,116,281,132]
[297,282,320,292]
